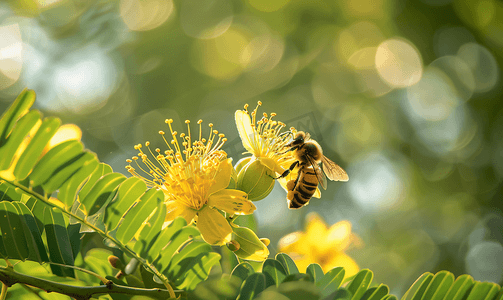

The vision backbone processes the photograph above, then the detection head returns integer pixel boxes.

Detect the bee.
[276,131,348,209]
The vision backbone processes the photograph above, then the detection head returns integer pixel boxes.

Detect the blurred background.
[0,0,502,295]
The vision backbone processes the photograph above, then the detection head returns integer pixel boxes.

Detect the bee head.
[291,131,306,146]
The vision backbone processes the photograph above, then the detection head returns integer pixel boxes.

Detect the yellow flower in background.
[127,119,256,246]
[278,212,361,276]
[235,101,295,175]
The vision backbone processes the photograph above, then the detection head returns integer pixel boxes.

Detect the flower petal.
[197,206,233,245]
[207,158,233,196]
[235,110,256,154]
[208,189,256,215]
[165,200,196,224]
[327,220,356,252]
[324,252,359,277]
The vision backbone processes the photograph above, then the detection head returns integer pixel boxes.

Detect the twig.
[0,267,174,300]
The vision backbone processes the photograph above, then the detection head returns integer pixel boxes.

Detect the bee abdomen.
[288,171,318,209]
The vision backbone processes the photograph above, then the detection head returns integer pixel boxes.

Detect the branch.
[5,178,176,298]
[0,266,176,300]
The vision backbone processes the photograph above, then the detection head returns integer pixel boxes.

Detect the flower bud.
[230,224,269,261]
[226,240,241,252]
[108,255,125,270]
[235,157,252,174]
[236,157,275,201]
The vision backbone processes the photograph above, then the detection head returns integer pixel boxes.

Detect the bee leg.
[277,146,297,156]
[272,161,299,179]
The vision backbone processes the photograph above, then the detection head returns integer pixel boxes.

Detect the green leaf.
[81,248,114,284]
[58,156,99,208]
[360,284,389,300]
[283,273,311,283]
[167,241,212,280]
[175,252,221,291]
[11,202,49,263]
[0,180,22,201]
[421,271,454,300]
[30,140,84,187]
[347,269,373,300]
[189,276,242,300]
[401,272,433,300]
[44,207,75,277]
[277,281,321,300]
[323,288,352,300]
[236,272,266,300]
[466,282,500,300]
[0,110,41,171]
[307,263,324,284]
[78,163,113,201]
[105,177,147,232]
[0,201,29,260]
[80,172,126,215]
[231,262,255,282]
[263,258,287,287]
[13,117,61,180]
[132,201,166,257]
[0,89,36,145]
[25,197,47,233]
[276,253,299,275]
[155,226,200,273]
[444,274,474,300]
[317,267,345,298]
[384,296,398,300]
[44,151,98,195]
[232,224,269,261]
[115,188,163,245]
[142,217,187,262]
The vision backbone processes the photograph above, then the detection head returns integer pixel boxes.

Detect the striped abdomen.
[287,167,318,209]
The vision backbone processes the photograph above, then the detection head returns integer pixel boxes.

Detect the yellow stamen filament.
[126,119,228,211]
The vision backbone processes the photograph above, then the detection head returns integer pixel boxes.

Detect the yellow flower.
[278,212,361,276]
[235,101,295,175]
[235,102,321,199]
[126,119,256,246]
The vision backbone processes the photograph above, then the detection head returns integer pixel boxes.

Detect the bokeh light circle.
[120,0,174,32]
[406,67,460,122]
[465,241,503,283]
[0,23,23,90]
[375,39,423,88]
[180,0,233,39]
[348,152,405,212]
[429,55,475,102]
[457,43,499,93]
[54,47,120,114]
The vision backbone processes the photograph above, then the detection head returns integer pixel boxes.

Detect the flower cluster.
[279,213,361,276]
[126,103,354,268]
[126,119,255,245]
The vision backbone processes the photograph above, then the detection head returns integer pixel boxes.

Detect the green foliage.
[0,90,219,297]
[188,254,502,300]
[0,91,502,300]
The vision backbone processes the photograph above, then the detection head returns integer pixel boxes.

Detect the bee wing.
[321,155,349,182]
[306,154,327,190]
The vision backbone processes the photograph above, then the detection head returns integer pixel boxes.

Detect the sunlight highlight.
[0,23,23,90]
[375,39,423,88]
[120,0,174,31]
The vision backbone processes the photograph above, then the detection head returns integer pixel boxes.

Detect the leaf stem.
[0,282,7,300]
[0,266,174,300]
[4,179,177,299]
